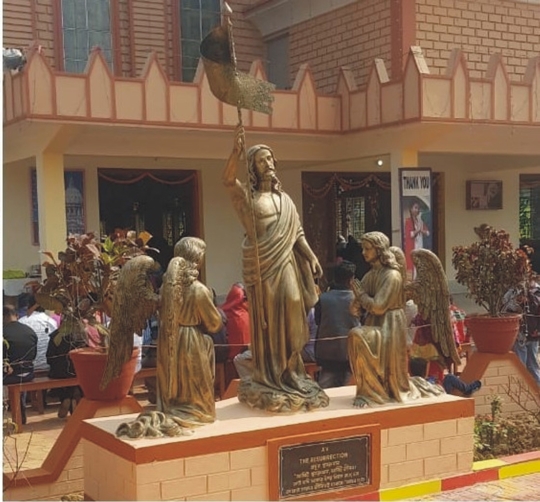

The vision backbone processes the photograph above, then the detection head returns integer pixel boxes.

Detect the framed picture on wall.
[466,180,503,210]
[31,169,86,245]
[399,168,433,281]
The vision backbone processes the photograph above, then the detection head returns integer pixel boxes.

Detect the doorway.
[98,168,199,269]
[302,172,392,288]
[520,174,540,274]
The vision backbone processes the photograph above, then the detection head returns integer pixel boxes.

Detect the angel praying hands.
[347,231,458,408]
[100,237,223,439]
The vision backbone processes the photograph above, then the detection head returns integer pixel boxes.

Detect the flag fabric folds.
[200,23,275,115]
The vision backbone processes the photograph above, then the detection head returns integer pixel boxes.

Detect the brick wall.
[117,0,133,77]
[131,0,168,76]
[416,0,540,80]
[32,0,57,69]
[126,0,264,81]
[289,0,392,93]
[229,0,267,74]
[84,413,474,500]
[84,443,269,501]
[3,444,85,501]
[380,418,474,488]
[3,0,57,69]
[473,357,539,417]
[3,0,34,48]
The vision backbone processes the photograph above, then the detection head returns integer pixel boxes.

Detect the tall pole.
[223,3,267,331]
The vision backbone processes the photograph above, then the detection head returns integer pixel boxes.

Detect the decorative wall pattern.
[3,44,540,133]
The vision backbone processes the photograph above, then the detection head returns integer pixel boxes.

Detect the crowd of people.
[4,127,539,433]
[3,247,539,425]
[3,295,86,423]
[5,270,539,425]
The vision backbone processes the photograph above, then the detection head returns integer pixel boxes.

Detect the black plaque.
[279,435,370,499]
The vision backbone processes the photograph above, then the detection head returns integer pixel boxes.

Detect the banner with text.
[399,169,433,280]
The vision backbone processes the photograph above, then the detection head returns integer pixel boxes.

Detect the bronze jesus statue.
[223,125,329,412]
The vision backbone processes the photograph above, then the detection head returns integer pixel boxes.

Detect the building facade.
[3,0,540,296]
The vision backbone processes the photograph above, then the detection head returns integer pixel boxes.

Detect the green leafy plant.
[474,394,540,461]
[35,231,148,349]
[452,225,534,316]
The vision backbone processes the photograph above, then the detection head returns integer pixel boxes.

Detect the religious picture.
[65,171,85,235]
[31,169,86,244]
[399,168,433,280]
[466,180,503,210]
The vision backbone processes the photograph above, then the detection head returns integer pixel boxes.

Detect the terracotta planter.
[69,347,140,401]
[465,314,521,354]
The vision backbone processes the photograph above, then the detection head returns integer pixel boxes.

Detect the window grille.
[180,0,221,82]
[61,0,113,73]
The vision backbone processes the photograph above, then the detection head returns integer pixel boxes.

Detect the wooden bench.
[6,376,80,433]
[7,362,237,433]
[6,367,158,433]
[132,366,157,385]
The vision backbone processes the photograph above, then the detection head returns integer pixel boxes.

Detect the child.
[409,358,481,396]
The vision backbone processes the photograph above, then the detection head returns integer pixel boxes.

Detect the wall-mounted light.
[376,159,384,167]
[3,48,26,72]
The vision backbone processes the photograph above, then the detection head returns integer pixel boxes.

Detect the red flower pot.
[465,314,521,354]
[69,347,139,401]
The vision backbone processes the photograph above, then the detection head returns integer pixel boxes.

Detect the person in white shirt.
[18,295,58,372]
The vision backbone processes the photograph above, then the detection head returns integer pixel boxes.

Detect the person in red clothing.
[220,282,250,360]
[449,297,468,345]
[404,200,430,279]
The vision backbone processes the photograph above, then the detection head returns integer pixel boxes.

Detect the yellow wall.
[3,154,538,299]
[3,160,41,271]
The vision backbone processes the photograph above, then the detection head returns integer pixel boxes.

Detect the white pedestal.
[81,387,474,501]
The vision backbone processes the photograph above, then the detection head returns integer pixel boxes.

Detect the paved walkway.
[408,472,540,500]
[3,384,154,473]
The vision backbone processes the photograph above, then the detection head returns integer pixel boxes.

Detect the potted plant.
[451,224,534,353]
[35,231,149,399]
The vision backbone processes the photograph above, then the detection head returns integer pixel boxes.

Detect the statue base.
[237,377,330,412]
[81,386,474,501]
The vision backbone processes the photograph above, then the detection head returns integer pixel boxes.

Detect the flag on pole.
[200,23,275,115]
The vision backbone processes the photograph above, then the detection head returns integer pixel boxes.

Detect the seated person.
[449,297,468,345]
[141,315,159,404]
[46,321,86,418]
[233,346,252,380]
[18,295,57,373]
[314,261,360,388]
[141,315,159,368]
[3,305,38,424]
[409,357,481,396]
[410,299,464,384]
[301,307,317,364]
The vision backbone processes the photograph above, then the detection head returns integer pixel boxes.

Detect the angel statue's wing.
[158,257,198,400]
[406,248,461,369]
[100,255,160,390]
[389,246,407,281]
